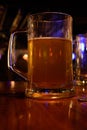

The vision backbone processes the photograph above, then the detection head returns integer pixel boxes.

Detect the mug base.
[25,87,75,99]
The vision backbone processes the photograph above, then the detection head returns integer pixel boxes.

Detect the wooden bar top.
[0,81,87,130]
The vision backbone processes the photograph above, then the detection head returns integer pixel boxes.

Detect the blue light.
[80,42,85,52]
[72,53,76,60]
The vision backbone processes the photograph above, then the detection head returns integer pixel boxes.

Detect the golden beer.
[28,37,73,89]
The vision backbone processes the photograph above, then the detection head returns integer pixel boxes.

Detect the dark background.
[0,0,87,35]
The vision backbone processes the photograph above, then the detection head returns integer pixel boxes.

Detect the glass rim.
[28,11,73,22]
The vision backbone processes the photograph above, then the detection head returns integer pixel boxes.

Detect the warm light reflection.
[19,115,24,119]
[68,100,73,118]
[28,113,31,119]
[10,81,15,89]
[22,54,28,61]
[51,96,58,99]
[39,50,41,57]
[82,87,85,92]
[49,48,53,57]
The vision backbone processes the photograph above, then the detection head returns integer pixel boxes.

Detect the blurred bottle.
[18,13,28,30]
[0,4,7,30]
[0,4,9,80]
[10,9,23,33]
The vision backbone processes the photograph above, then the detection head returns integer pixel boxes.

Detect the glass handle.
[7,31,28,81]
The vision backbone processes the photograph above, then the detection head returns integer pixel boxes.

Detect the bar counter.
[0,81,87,130]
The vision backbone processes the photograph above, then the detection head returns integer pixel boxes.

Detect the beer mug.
[8,12,75,99]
